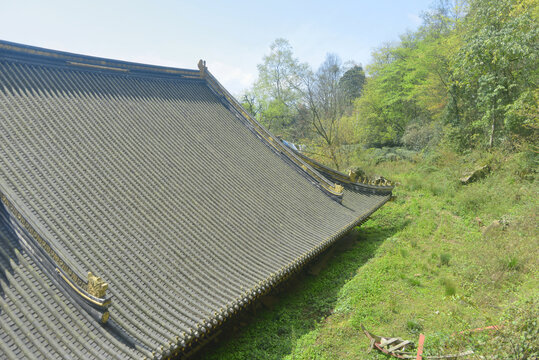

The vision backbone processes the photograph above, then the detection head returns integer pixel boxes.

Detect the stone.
[460,165,490,185]
[482,220,501,237]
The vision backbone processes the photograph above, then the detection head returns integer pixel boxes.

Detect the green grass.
[194,221,404,360]
[196,149,538,359]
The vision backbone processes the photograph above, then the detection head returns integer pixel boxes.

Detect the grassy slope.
[198,149,538,359]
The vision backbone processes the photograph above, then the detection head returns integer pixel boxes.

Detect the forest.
[198,0,538,359]
[240,0,537,170]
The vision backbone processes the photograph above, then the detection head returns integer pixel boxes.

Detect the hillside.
[198,148,538,359]
[195,0,538,357]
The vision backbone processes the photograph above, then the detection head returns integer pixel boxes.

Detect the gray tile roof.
[0,41,391,359]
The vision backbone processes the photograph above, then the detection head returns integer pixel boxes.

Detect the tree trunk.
[329,146,340,171]
[488,118,495,149]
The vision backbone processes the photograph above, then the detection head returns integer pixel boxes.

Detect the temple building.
[0,41,392,359]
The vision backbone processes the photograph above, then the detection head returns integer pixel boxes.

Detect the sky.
[0,0,434,94]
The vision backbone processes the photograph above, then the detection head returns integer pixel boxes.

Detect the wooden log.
[388,340,411,352]
[380,337,401,347]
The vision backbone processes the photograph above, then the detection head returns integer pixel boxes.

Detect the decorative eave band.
[293,149,394,194]
[0,193,84,287]
[0,191,111,323]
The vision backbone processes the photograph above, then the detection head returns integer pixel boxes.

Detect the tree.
[354,38,428,148]
[420,0,467,38]
[339,65,366,105]
[253,39,309,139]
[240,90,260,118]
[452,0,539,148]
[301,54,348,169]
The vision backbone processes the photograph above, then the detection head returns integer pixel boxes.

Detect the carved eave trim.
[293,150,395,193]
[0,191,112,323]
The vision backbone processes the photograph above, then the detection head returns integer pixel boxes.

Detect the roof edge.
[292,150,394,194]
[159,192,392,359]
[0,40,202,79]
[200,62,345,201]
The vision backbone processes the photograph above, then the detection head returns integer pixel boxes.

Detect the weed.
[399,248,409,258]
[439,253,451,266]
[407,277,422,287]
[501,255,521,271]
[485,297,539,359]
[406,319,423,334]
[441,277,457,296]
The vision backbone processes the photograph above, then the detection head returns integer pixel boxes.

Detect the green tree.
[253,39,308,139]
[452,0,539,148]
[240,90,261,118]
[338,65,366,105]
[354,37,427,147]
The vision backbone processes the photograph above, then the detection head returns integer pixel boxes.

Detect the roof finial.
[197,59,207,77]
[87,271,108,298]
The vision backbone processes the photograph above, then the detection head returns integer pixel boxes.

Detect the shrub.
[402,121,442,151]
[365,147,419,164]
[510,151,538,180]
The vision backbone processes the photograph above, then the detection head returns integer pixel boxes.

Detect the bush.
[402,121,440,150]
[510,151,538,180]
[365,147,419,164]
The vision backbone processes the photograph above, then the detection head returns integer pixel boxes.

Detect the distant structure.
[0,41,392,359]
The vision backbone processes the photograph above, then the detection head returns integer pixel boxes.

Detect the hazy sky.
[1,0,433,94]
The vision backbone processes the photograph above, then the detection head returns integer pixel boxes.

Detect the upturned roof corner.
[198,59,207,77]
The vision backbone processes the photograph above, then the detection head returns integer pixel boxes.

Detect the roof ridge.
[0,40,202,79]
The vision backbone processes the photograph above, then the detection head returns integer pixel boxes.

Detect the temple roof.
[0,40,392,359]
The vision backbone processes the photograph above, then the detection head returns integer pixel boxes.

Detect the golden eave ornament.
[197,59,207,78]
[87,272,108,298]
